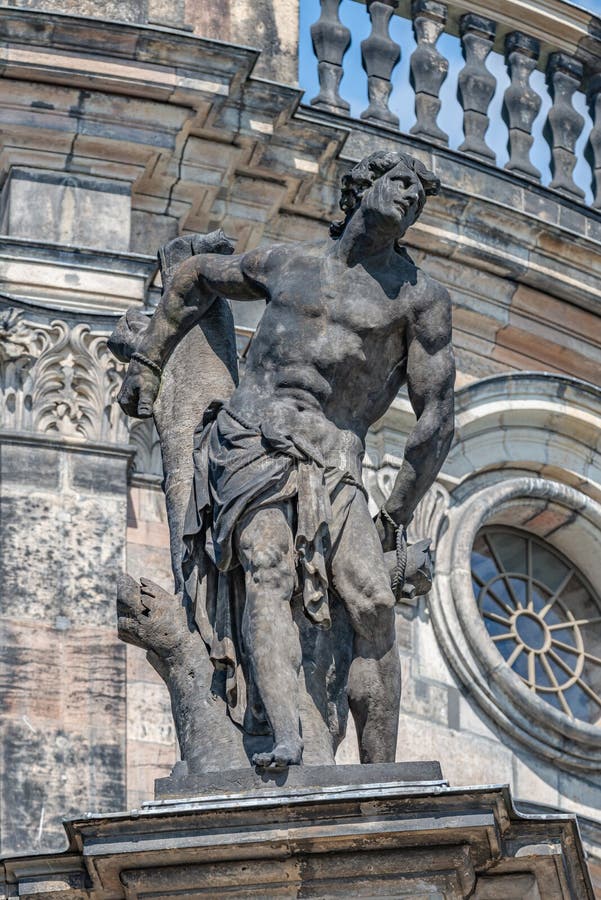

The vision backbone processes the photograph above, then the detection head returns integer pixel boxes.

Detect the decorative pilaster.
[503,32,542,180]
[310,0,351,114]
[360,0,401,127]
[457,14,496,161]
[0,306,132,853]
[586,74,601,209]
[409,0,449,144]
[544,52,585,199]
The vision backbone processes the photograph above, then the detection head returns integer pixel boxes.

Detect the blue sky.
[298,0,601,201]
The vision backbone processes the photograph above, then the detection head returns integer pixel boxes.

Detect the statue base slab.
[154,760,446,800]
[0,772,594,898]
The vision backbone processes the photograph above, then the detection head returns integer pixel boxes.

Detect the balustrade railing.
[307,0,601,208]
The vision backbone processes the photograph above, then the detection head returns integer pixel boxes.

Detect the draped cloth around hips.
[181,401,365,734]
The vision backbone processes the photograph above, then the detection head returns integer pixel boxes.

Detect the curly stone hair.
[330,150,440,238]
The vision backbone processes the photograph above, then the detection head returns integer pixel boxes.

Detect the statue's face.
[362,161,426,238]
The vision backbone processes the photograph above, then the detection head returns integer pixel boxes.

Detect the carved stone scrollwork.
[502,32,542,180]
[310,0,351,114]
[586,73,601,209]
[0,307,128,444]
[360,0,401,127]
[364,462,449,552]
[457,14,496,162]
[407,481,450,550]
[129,418,163,477]
[362,461,398,509]
[409,0,449,144]
[544,52,585,200]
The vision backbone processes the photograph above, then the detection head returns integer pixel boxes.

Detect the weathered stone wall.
[0,438,129,853]
[3,0,299,82]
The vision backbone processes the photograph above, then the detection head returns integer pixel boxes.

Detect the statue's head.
[330,151,440,240]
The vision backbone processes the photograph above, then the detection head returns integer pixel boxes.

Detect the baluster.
[310,0,351,114]
[457,14,496,161]
[544,52,585,199]
[503,32,542,180]
[360,0,401,127]
[409,0,449,144]
[586,74,601,208]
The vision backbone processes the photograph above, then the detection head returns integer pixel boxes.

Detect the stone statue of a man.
[117,150,455,769]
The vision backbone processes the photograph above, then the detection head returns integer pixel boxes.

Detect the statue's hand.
[374,508,398,553]
[117,358,160,418]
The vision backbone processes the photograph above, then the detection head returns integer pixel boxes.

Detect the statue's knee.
[352,588,395,641]
[249,545,294,595]
[373,587,395,617]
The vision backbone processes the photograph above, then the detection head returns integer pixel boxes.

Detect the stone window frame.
[430,475,601,773]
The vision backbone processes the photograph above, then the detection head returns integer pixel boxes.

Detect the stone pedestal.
[0,765,594,898]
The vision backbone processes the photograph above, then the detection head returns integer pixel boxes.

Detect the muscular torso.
[227,243,428,476]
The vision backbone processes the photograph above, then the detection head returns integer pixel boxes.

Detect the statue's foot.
[252,737,303,769]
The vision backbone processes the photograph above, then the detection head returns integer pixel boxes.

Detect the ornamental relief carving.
[363,461,450,550]
[0,307,129,445]
[407,480,450,549]
[129,418,162,477]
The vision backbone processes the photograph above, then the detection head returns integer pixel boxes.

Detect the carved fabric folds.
[182,401,365,733]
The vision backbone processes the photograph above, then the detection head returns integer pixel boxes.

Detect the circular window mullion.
[473,525,601,726]
[538,567,575,620]
[432,475,601,770]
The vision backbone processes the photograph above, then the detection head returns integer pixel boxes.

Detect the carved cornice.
[0,307,129,445]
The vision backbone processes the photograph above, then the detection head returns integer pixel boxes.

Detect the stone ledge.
[0,782,593,898]
[0,238,156,313]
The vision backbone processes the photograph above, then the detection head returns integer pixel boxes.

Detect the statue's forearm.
[383,409,453,527]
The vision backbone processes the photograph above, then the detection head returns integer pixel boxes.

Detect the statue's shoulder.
[409,263,451,311]
[241,239,311,274]
[397,256,451,333]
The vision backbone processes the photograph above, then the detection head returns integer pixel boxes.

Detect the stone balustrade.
[309,0,601,207]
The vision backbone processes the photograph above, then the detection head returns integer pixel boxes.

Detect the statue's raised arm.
[117,244,270,419]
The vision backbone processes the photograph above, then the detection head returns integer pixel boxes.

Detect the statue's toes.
[252,751,275,768]
[253,739,303,769]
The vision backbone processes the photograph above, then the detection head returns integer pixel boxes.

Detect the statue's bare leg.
[330,491,401,763]
[235,502,303,768]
